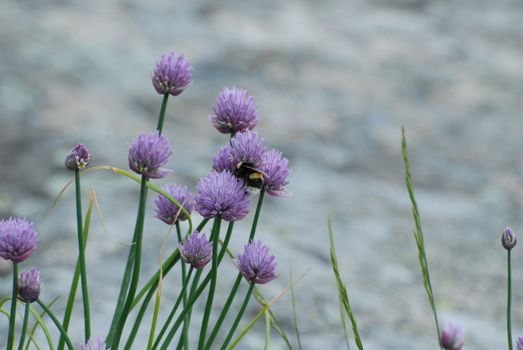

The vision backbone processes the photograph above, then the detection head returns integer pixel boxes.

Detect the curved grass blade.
[26,296,60,350]
[290,269,302,350]
[328,215,364,350]
[0,298,56,350]
[401,127,442,349]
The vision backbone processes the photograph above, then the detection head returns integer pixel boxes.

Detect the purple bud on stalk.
[260,148,291,197]
[194,170,250,222]
[502,227,517,250]
[516,336,523,350]
[440,323,464,350]
[65,143,91,171]
[236,241,278,284]
[0,217,38,263]
[155,184,194,225]
[209,87,258,134]
[18,267,42,303]
[152,53,192,96]
[179,232,213,269]
[128,131,173,179]
[80,337,109,350]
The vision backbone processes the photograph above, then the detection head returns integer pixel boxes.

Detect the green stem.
[159,273,213,350]
[59,194,94,350]
[156,94,169,134]
[198,218,222,349]
[17,302,30,350]
[203,274,243,350]
[124,286,156,350]
[176,223,190,350]
[175,221,234,350]
[131,218,209,309]
[508,249,513,350]
[7,262,18,349]
[249,189,265,241]
[151,267,193,350]
[112,175,149,349]
[75,169,91,341]
[220,283,256,350]
[36,299,74,350]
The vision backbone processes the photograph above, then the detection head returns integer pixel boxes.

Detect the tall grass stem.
[401,127,442,349]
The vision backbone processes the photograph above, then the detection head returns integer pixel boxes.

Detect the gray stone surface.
[1,0,523,348]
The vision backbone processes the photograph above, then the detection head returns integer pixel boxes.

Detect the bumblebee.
[235,161,266,192]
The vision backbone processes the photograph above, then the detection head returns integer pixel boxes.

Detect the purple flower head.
[80,337,109,350]
[65,143,91,171]
[194,170,250,221]
[502,227,517,250]
[18,267,42,303]
[209,86,258,134]
[128,131,173,179]
[152,53,192,96]
[260,149,291,197]
[212,146,235,173]
[0,217,38,263]
[179,232,212,269]
[155,184,193,225]
[517,336,523,350]
[440,323,464,350]
[229,131,266,168]
[236,241,278,284]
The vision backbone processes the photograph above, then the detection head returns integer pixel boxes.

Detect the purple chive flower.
[0,217,38,263]
[80,337,109,350]
[229,130,266,167]
[236,241,278,284]
[516,336,523,350]
[194,170,250,221]
[18,267,42,303]
[152,53,192,96]
[128,131,173,179]
[260,149,291,197]
[212,146,235,173]
[155,184,194,225]
[65,143,91,171]
[209,86,258,134]
[440,323,464,350]
[179,232,213,269]
[502,227,517,250]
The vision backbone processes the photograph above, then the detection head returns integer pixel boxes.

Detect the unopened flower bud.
[18,267,42,303]
[65,143,90,171]
[502,227,517,250]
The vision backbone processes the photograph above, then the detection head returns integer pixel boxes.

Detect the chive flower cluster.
[236,241,278,284]
[179,232,213,269]
[0,217,38,263]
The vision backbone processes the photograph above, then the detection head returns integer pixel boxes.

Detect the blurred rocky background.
[1,0,523,348]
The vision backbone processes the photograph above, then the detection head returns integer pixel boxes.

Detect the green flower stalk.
[197,218,222,350]
[502,227,517,350]
[17,301,30,350]
[219,282,256,350]
[8,262,18,349]
[65,143,92,342]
